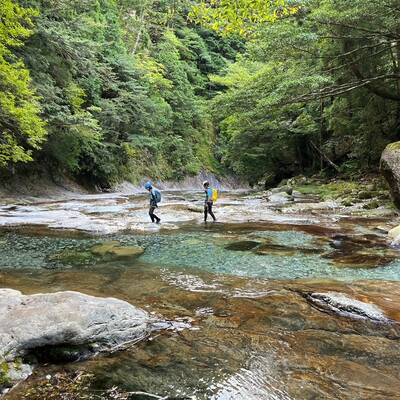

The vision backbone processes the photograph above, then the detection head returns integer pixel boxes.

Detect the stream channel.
[1,189,400,399]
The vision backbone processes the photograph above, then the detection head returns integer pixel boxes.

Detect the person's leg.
[151,205,161,223]
[208,202,216,221]
[149,206,155,222]
[204,204,208,222]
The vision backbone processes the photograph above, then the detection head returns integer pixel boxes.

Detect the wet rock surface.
[3,269,400,400]
[0,187,396,235]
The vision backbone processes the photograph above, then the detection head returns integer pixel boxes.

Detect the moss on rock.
[0,361,11,388]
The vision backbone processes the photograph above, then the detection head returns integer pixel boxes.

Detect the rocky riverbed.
[1,183,400,399]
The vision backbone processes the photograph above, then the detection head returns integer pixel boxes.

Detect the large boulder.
[380,142,400,208]
[0,289,151,361]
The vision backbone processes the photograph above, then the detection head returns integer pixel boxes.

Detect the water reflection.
[211,354,292,400]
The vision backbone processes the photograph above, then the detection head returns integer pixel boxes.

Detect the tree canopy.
[190,0,296,35]
[193,0,400,185]
[2,0,400,188]
[3,0,242,187]
[0,0,46,167]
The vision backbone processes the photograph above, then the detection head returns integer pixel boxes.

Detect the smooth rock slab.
[0,289,151,361]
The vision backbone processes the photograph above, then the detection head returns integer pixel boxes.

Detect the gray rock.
[0,289,151,361]
[304,292,390,323]
[6,362,33,385]
[268,192,294,204]
[380,142,400,208]
[269,185,293,195]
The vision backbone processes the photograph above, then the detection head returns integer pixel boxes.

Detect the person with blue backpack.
[203,180,217,223]
[144,181,161,223]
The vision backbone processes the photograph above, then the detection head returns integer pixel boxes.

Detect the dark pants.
[204,202,216,222]
[149,205,160,223]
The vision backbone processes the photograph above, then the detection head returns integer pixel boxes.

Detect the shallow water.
[1,226,400,281]
[1,191,400,399]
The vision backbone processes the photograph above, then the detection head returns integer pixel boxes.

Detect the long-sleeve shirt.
[149,188,158,207]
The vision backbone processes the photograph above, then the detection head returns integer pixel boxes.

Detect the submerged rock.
[0,289,151,361]
[325,234,400,268]
[255,243,324,256]
[225,241,260,251]
[326,253,396,269]
[107,246,144,259]
[90,241,120,256]
[47,250,95,267]
[304,292,390,323]
[90,242,144,260]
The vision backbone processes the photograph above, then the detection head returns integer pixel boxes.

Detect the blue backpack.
[153,188,162,203]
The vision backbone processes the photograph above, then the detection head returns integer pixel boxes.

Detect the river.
[1,189,400,399]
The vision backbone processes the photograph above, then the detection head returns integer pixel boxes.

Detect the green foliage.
[205,0,400,184]
[0,0,46,167]
[0,0,242,187]
[190,0,296,35]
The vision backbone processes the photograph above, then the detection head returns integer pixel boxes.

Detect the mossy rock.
[358,191,375,200]
[341,198,354,207]
[90,242,144,260]
[363,200,379,210]
[0,361,11,388]
[106,246,144,259]
[47,250,95,266]
[90,241,120,256]
[387,141,400,150]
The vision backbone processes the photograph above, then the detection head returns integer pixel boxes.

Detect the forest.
[2,0,400,188]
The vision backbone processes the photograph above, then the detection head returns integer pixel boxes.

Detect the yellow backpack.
[211,188,219,202]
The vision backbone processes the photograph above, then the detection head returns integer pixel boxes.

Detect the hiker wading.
[144,182,161,223]
[203,180,217,223]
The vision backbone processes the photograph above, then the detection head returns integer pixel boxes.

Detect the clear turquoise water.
[1,229,400,281]
[2,225,400,400]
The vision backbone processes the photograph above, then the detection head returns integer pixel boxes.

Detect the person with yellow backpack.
[203,180,218,223]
